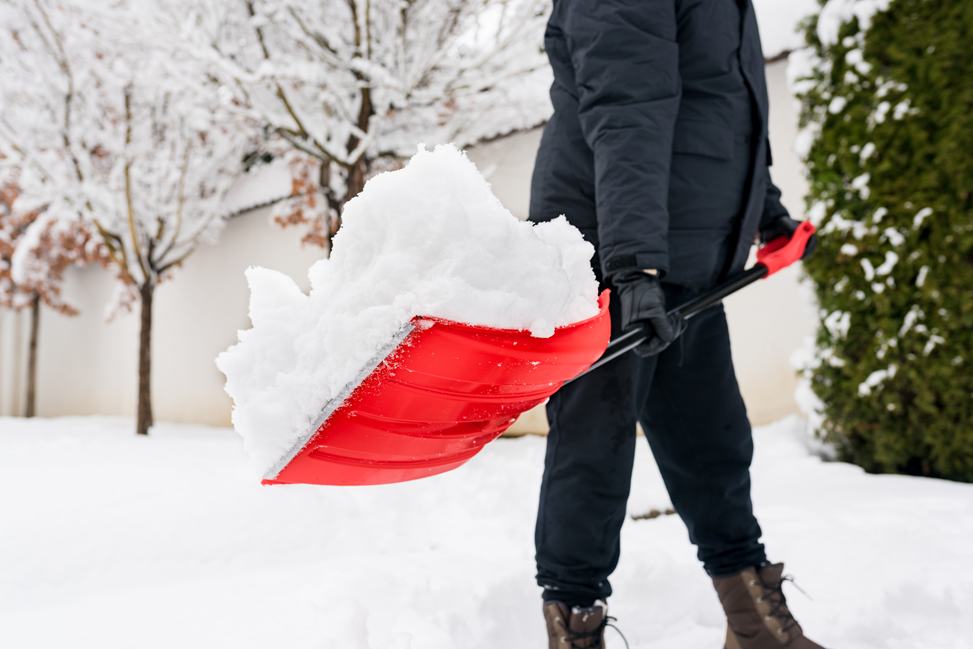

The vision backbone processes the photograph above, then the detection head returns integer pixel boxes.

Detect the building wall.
[0,59,816,431]
[0,214,326,424]
[0,308,28,416]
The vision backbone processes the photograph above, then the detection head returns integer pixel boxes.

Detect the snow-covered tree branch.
[185,0,552,248]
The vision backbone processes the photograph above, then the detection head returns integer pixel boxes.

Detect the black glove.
[759,216,818,260]
[612,270,688,357]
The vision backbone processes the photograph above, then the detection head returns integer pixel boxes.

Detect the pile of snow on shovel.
[217,144,600,475]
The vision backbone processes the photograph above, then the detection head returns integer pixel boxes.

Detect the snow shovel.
[568,220,818,382]
[262,221,814,488]
[262,290,613,487]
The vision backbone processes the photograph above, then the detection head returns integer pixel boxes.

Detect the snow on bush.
[790,0,973,481]
[217,145,599,475]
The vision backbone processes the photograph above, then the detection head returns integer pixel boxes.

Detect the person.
[527,0,824,648]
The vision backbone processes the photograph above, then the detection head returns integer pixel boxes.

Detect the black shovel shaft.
[566,264,768,383]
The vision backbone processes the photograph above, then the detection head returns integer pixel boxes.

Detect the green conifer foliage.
[793,0,973,481]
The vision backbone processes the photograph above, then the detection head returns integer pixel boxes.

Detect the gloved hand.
[759,216,818,260]
[612,270,688,357]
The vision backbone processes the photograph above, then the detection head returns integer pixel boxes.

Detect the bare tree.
[0,0,256,434]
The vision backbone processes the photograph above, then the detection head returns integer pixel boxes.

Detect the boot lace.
[560,614,630,649]
[759,574,809,635]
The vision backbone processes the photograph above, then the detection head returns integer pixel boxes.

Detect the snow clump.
[217,144,600,475]
[817,0,891,47]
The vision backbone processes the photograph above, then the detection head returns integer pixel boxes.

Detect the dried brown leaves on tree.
[0,179,109,316]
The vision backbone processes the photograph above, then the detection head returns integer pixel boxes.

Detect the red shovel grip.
[755,220,816,277]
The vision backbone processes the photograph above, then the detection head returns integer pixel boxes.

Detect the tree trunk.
[343,159,366,205]
[136,281,154,435]
[341,85,372,206]
[25,292,40,418]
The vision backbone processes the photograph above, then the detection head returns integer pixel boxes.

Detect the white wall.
[0,308,29,416]
[0,212,326,425]
[0,58,816,431]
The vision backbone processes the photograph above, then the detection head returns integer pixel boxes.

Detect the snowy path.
[1,416,970,648]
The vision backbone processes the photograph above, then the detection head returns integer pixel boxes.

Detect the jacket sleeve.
[759,151,790,231]
[554,0,680,278]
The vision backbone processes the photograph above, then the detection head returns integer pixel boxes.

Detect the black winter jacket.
[529,0,789,290]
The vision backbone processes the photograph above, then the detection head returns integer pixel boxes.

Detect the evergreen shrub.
[793,0,973,481]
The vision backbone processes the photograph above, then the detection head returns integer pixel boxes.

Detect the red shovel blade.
[262,290,611,486]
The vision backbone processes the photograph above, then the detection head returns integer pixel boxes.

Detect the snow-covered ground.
[1,415,971,649]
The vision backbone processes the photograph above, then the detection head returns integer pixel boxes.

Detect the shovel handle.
[567,222,816,383]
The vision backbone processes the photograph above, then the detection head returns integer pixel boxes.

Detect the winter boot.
[542,600,611,649]
[712,563,825,649]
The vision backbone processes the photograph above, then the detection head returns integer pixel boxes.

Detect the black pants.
[535,287,766,605]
